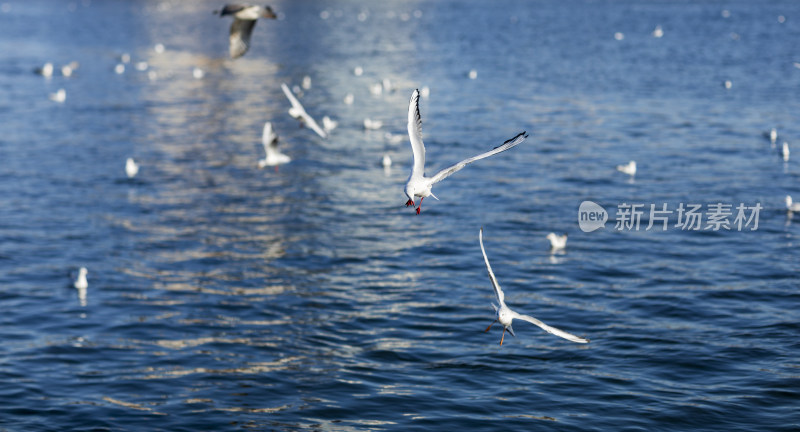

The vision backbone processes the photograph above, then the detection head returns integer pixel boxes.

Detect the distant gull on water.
[786,196,800,212]
[50,88,66,103]
[616,160,636,176]
[546,233,567,251]
[125,158,139,178]
[74,267,88,291]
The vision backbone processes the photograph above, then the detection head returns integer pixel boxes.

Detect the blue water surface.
[1,0,799,430]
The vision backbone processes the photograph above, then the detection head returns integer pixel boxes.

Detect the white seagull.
[403,89,526,214]
[322,116,338,133]
[616,160,636,176]
[363,118,383,130]
[480,228,589,346]
[125,158,139,178]
[216,4,277,59]
[280,83,328,139]
[74,267,88,290]
[781,142,790,162]
[258,121,290,168]
[786,196,800,212]
[546,233,567,250]
[764,128,777,145]
[36,62,54,78]
[49,88,66,103]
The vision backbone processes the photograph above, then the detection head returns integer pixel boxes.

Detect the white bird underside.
[280,83,328,139]
[259,121,290,167]
[229,18,256,59]
[404,89,527,213]
[480,228,589,345]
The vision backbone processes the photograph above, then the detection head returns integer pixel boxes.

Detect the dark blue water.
[2,0,799,430]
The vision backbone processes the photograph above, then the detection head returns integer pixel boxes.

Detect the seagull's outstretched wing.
[303,114,328,139]
[280,83,328,139]
[511,310,589,343]
[229,18,256,59]
[479,228,505,307]
[218,4,247,16]
[281,83,304,113]
[407,89,426,179]
[430,131,527,185]
[262,122,278,156]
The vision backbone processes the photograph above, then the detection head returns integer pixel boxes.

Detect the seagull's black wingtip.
[501,131,528,146]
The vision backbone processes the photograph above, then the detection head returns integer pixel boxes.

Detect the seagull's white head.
[79,267,88,276]
[404,185,415,208]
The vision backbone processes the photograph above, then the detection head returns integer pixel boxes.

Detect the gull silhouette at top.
[480,228,589,346]
[216,4,277,59]
[403,89,527,214]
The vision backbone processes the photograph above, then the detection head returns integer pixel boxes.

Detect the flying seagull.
[280,83,328,139]
[403,89,527,214]
[216,4,277,59]
[480,228,589,346]
[258,121,290,168]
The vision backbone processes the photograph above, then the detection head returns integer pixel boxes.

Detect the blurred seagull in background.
[125,158,139,178]
[764,128,777,145]
[363,118,383,130]
[616,160,636,176]
[280,83,327,139]
[785,196,800,212]
[35,62,54,77]
[480,228,589,346]
[257,121,290,169]
[546,233,567,251]
[652,25,664,38]
[403,89,527,214]
[74,267,88,291]
[216,4,277,59]
[322,116,338,133]
[49,88,66,103]
[781,142,790,161]
[73,267,88,307]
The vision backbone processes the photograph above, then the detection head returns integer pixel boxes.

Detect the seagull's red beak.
[405,199,414,207]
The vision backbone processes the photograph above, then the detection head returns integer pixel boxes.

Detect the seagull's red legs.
[500,328,506,346]
[416,197,424,214]
[485,320,497,332]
